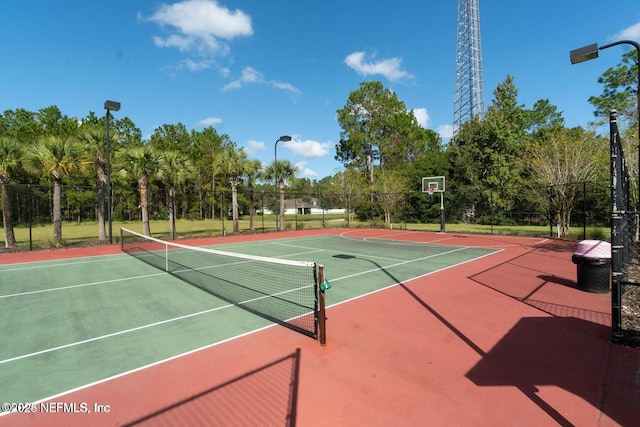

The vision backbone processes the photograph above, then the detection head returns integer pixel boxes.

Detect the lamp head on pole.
[570,43,599,64]
[278,135,292,142]
[104,100,121,112]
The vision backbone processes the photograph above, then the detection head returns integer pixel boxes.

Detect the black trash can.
[571,240,611,294]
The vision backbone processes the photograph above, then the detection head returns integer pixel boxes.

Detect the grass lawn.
[1,214,609,252]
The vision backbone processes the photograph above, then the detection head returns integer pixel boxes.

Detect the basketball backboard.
[422,176,445,193]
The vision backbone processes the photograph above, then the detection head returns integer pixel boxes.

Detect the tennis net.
[120,228,326,342]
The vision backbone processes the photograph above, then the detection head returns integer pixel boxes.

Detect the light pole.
[104,100,121,244]
[570,40,640,194]
[274,135,292,231]
[571,41,640,343]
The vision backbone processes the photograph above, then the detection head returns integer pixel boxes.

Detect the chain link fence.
[608,110,639,345]
[1,180,611,250]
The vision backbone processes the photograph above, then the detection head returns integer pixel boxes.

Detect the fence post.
[490,188,494,235]
[28,184,33,251]
[261,191,265,233]
[583,181,587,240]
[221,191,226,237]
[610,109,624,342]
[548,184,553,238]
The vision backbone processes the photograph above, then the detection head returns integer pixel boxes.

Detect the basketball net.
[427,188,435,197]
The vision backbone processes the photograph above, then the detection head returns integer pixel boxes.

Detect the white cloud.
[612,21,640,42]
[144,0,252,56]
[223,66,265,91]
[272,81,302,98]
[245,140,265,155]
[344,51,413,83]
[196,117,222,126]
[295,161,319,178]
[438,124,454,139]
[182,58,213,71]
[238,66,265,84]
[412,108,430,128]
[223,67,300,98]
[219,67,230,78]
[153,34,198,52]
[283,138,334,159]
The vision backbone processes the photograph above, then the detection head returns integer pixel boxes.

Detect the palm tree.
[116,147,165,236]
[0,136,23,248]
[161,150,194,239]
[217,145,247,234]
[244,159,262,231]
[77,125,118,242]
[264,160,297,230]
[24,136,90,248]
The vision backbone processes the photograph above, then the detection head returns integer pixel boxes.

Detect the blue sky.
[1,0,639,180]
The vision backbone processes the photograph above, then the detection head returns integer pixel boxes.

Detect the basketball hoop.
[421,175,446,233]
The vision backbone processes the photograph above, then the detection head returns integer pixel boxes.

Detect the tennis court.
[1,228,638,426]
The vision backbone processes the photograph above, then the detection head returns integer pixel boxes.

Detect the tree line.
[0,50,637,248]
[333,48,637,236]
[0,107,305,248]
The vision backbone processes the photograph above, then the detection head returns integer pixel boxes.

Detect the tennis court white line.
[0,247,468,365]
[272,242,409,263]
[328,246,473,281]
[0,323,280,418]
[0,272,166,300]
[209,234,336,249]
[0,277,313,366]
[0,255,122,274]
[339,230,423,240]
[419,234,551,248]
[0,244,503,417]
[330,247,504,307]
[0,303,236,366]
[0,246,324,300]
[338,229,552,249]
[0,244,480,364]
[0,255,125,272]
[337,232,462,248]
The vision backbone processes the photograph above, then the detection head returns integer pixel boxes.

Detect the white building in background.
[261,198,345,215]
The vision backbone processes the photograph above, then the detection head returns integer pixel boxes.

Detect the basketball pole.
[423,176,446,233]
[439,192,445,233]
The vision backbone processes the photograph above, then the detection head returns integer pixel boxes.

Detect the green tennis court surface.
[0,233,496,406]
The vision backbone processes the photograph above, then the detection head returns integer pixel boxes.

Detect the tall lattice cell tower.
[453,0,485,134]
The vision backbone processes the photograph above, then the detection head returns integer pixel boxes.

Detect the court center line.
[0,303,237,366]
[1,247,324,300]
[338,230,422,240]
[330,248,504,310]
[272,242,408,263]
[0,240,493,413]
[328,246,474,282]
[0,243,487,365]
[0,272,165,299]
[0,276,314,366]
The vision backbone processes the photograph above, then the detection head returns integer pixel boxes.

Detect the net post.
[317,264,327,346]
[119,228,123,251]
[165,242,169,273]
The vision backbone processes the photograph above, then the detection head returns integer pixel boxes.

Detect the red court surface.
[1,229,639,426]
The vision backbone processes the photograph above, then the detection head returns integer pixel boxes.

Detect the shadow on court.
[468,241,611,324]
[124,349,301,427]
[334,248,638,427]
